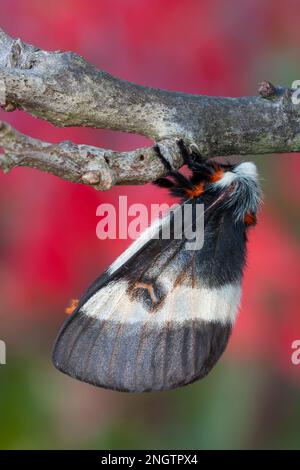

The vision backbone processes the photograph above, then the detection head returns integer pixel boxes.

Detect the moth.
[52,141,261,392]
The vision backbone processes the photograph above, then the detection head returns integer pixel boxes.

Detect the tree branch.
[0,27,300,189]
[0,121,182,189]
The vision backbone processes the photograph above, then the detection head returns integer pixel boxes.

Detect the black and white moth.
[52,142,261,392]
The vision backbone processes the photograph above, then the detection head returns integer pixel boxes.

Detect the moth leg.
[153,177,175,189]
[153,144,173,172]
[154,144,194,189]
[177,139,205,167]
[177,140,212,177]
[177,139,197,167]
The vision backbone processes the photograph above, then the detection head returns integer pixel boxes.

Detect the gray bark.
[0,121,181,189]
[0,28,299,189]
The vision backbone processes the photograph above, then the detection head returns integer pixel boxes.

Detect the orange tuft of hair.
[244,213,257,226]
[210,166,224,183]
[185,182,205,198]
[65,298,79,315]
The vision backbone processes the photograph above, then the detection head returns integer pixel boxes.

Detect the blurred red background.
[0,0,300,450]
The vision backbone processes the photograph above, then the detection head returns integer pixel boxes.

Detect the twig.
[0,121,182,189]
[0,28,300,189]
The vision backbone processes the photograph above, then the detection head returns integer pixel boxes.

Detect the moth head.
[213,161,261,225]
[233,161,258,181]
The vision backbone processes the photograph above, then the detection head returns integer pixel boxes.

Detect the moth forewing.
[53,147,261,392]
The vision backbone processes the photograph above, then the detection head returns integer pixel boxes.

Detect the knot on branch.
[80,152,116,190]
[8,38,25,68]
[258,80,277,99]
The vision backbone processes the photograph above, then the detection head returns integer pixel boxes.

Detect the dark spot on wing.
[129,279,166,312]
